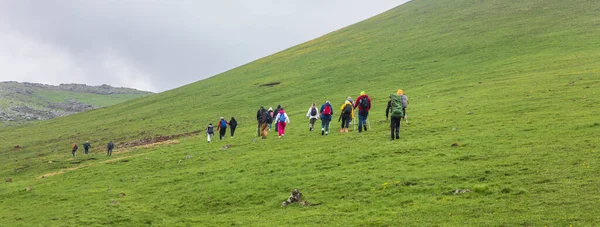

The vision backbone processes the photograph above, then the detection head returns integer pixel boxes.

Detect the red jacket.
[354,94,372,111]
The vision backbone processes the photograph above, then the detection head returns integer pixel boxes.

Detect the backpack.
[400,94,408,108]
[310,107,317,116]
[278,113,286,123]
[72,144,78,150]
[359,96,370,109]
[322,105,332,116]
[343,103,352,115]
[390,94,405,118]
[220,119,227,128]
[265,112,273,123]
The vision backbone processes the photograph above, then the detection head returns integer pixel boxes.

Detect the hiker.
[274,104,282,132]
[275,108,290,138]
[386,90,405,140]
[398,89,409,121]
[229,117,238,138]
[320,101,333,135]
[217,117,228,140]
[107,141,114,156]
[83,141,92,154]
[256,106,266,136]
[259,108,271,139]
[267,107,274,131]
[347,96,354,106]
[206,123,215,143]
[339,99,354,133]
[306,103,320,131]
[354,91,372,132]
[71,143,78,156]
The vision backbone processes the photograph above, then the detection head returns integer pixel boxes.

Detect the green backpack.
[390,93,405,118]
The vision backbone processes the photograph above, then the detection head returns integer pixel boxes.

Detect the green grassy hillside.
[0,82,152,126]
[1,0,599,225]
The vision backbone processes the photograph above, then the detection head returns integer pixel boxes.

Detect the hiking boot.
[396,136,400,139]
[321,130,325,135]
[364,126,367,131]
[326,131,329,135]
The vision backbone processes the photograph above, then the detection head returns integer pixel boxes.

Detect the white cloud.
[99,48,156,92]
[0,0,408,92]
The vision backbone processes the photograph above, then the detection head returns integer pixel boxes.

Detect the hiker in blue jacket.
[320,101,334,135]
[217,117,228,141]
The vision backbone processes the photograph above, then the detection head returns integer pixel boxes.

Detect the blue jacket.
[320,103,333,120]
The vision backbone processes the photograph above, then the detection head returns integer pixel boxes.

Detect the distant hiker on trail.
[339,99,354,133]
[257,106,267,137]
[259,107,271,139]
[84,141,92,154]
[386,90,405,140]
[206,123,215,143]
[320,101,333,135]
[267,107,275,131]
[275,108,290,138]
[107,141,114,156]
[217,117,229,140]
[306,103,320,131]
[397,89,409,122]
[274,105,282,132]
[229,117,238,138]
[354,91,372,133]
[71,143,78,157]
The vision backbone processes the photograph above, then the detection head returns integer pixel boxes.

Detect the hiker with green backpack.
[386,90,406,140]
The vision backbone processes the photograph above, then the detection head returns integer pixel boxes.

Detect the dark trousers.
[257,122,261,136]
[321,116,331,132]
[309,118,317,130]
[84,148,89,154]
[220,128,227,140]
[230,127,236,137]
[72,150,76,156]
[390,117,401,139]
[358,111,368,132]
[341,115,351,129]
[107,149,112,156]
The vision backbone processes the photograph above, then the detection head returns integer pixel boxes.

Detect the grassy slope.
[0,83,150,126]
[1,0,600,225]
[36,90,147,107]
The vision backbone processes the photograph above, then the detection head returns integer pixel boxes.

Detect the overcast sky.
[0,0,408,92]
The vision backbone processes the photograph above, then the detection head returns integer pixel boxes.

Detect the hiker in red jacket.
[354,91,372,133]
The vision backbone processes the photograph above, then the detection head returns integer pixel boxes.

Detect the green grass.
[1,0,600,225]
[36,90,148,107]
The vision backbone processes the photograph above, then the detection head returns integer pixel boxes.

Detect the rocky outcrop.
[1,81,152,125]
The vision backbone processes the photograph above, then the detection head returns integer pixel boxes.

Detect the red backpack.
[322,105,332,116]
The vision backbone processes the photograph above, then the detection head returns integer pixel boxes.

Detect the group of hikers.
[71,140,115,156]
[68,90,408,155]
[205,89,409,141]
[205,117,238,142]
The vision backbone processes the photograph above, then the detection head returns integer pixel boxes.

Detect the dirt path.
[39,139,179,179]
